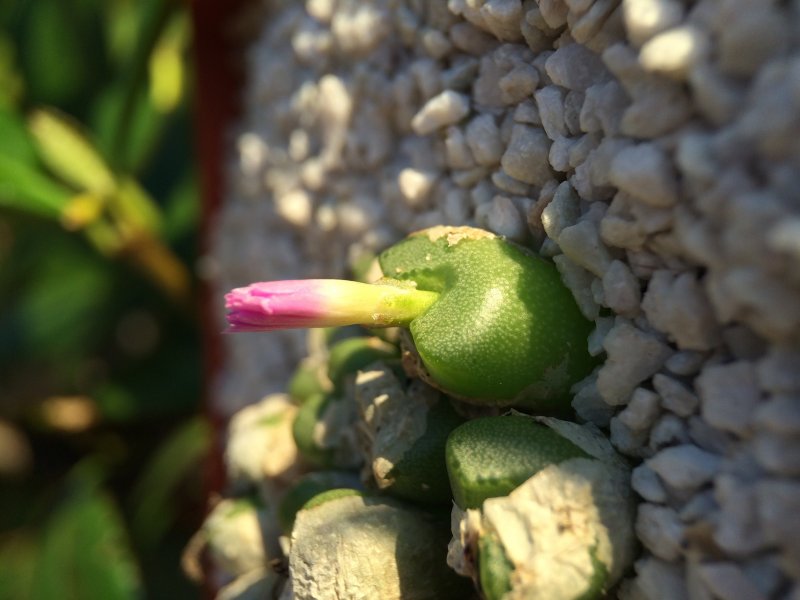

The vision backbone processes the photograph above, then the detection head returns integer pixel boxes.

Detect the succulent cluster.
[195,227,634,599]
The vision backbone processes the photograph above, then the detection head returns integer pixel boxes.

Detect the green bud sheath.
[379,226,596,410]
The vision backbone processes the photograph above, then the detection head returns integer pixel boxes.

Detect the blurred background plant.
[0,0,209,597]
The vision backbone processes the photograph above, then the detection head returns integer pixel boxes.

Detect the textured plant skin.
[445,415,589,510]
[379,226,596,410]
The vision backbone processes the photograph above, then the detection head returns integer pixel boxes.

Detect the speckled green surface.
[379,229,596,410]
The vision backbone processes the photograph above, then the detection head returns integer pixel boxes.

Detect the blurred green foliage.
[0,0,209,597]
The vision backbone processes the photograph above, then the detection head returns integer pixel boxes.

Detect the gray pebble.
[624,557,689,600]
[580,80,629,136]
[654,374,699,417]
[647,444,721,493]
[754,394,800,436]
[636,503,686,561]
[610,415,651,458]
[587,316,614,356]
[499,63,539,104]
[500,124,554,185]
[535,85,567,140]
[548,135,576,172]
[649,414,691,452]
[688,417,735,456]
[695,562,765,600]
[756,478,800,553]
[609,143,679,208]
[449,21,499,56]
[558,219,615,278]
[480,0,525,42]
[491,170,531,195]
[545,43,611,91]
[512,99,541,125]
[553,254,601,320]
[602,259,641,317]
[465,114,504,166]
[632,464,669,503]
[444,126,476,170]
[486,195,527,241]
[753,433,800,477]
[563,90,584,135]
[696,362,760,437]
[713,474,768,556]
[679,490,717,523]
[757,347,800,394]
[664,351,707,376]
[538,0,569,29]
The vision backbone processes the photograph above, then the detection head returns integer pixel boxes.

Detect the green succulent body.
[445,415,589,510]
[378,227,595,410]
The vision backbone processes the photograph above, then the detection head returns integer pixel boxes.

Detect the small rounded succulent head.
[378,227,596,410]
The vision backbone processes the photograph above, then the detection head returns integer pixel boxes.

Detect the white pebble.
[410,90,470,136]
[636,503,685,561]
[653,373,699,418]
[624,557,689,600]
[597,319,672,405]
[647,444,721,493]
[619,387,662,432]
[696,362,759,437]
[621,0,684,47]
[641,270,721,352]
[638,25,709,79]
[397,168,437,208]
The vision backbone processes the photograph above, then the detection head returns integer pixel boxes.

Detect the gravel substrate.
[208,0,800,597]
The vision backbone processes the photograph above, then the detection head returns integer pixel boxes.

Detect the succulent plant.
[288,491,474,600]
[225,226,595,411]
[446,414,636,600]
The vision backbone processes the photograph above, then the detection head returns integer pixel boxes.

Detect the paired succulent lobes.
[379,226,595,410]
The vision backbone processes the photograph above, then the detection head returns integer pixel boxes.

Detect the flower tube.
[225,279,439,332]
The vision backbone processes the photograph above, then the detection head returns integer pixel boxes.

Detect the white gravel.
[209,0,800,596]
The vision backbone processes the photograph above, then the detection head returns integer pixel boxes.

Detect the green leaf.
[17,243,111,358]
[28,108,117,195]
[31,464,144,600]
[0,107,35,163]
[129,417,210,547]
[0,153,71,218]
